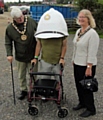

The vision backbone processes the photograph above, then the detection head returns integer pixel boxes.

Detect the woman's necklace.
[12,16,27,40]
[77,27,91,42]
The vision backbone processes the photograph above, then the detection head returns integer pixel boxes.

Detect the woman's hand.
[85,68,92,76]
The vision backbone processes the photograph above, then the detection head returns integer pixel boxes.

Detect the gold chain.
[12,16,27,35]
[77,27,91,42]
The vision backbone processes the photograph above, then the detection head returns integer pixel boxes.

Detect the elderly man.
[5,7,38,100]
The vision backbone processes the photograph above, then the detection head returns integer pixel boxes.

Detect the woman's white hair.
[11,7,22,18]
[77,9,96,28]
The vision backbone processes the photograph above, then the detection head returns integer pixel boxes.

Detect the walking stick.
[10,62,16,105]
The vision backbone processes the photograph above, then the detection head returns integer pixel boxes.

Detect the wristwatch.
[87,65,91,68]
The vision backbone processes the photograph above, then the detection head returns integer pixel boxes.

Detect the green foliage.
[4,4,9,12]
[56,0,64,4]
[93,4,103,30]
[77,0,98,11]
[4,1,42,7]
[19,0,21,3]
[98,0,103,4]
[77,0,103,31]
[96,29,103,38]
[63,0,69,4]
[56,0,68,4]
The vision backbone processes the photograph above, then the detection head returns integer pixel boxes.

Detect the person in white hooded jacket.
[31,8,69,81]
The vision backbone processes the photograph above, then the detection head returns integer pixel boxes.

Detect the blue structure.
[30,5,78,22]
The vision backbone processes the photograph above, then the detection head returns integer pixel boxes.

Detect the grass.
[99,35,103,38]
[98,33,103,38]
[96,29,103,38]
[68,30,76,34]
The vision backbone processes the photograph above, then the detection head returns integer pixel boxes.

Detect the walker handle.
[32,62,35,67]
[60,63,64,71]
[30,62,35,70]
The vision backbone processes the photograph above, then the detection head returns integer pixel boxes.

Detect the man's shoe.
[73,103,85,110]
[18,91,27,100]
[79,110,96,117]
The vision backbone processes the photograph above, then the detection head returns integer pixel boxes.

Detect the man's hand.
[31,59,37,65]
[7,56,13,63]
[59,59,65,66]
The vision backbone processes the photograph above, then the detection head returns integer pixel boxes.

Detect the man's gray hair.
[11,7,22,18]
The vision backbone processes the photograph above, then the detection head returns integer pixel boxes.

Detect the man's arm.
[59,37,68,65]
[31,39,42,64]
[5,29,13,63]
[60,38,67,58]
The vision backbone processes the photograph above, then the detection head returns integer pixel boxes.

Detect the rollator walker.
[27,63,68,118]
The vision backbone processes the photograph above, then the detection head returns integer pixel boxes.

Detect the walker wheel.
[57,107,68,118]
[28,105,39,116]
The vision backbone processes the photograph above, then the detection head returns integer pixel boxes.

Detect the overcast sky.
[4,0,42,2]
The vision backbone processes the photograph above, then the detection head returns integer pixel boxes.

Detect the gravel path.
[0,13,103,120]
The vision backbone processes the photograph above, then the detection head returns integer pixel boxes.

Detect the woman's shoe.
[73,103,85,110]
[79,110,96,117]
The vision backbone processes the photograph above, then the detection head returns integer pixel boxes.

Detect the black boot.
[18,91,27,100]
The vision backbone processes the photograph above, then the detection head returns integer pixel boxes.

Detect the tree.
[93,3,103,30]
[77,0,103,30]
[19,0,21,3]
[77,0,98,11]
[63,0,68,4]
[56,0,64,4]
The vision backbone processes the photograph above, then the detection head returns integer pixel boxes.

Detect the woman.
[72,9,99,117]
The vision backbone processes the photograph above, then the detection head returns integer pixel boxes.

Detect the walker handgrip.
[60,63,64,71]
[32,62,35,68]
[30,62,35,71]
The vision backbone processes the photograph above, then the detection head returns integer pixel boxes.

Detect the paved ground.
[0,12,103,120]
